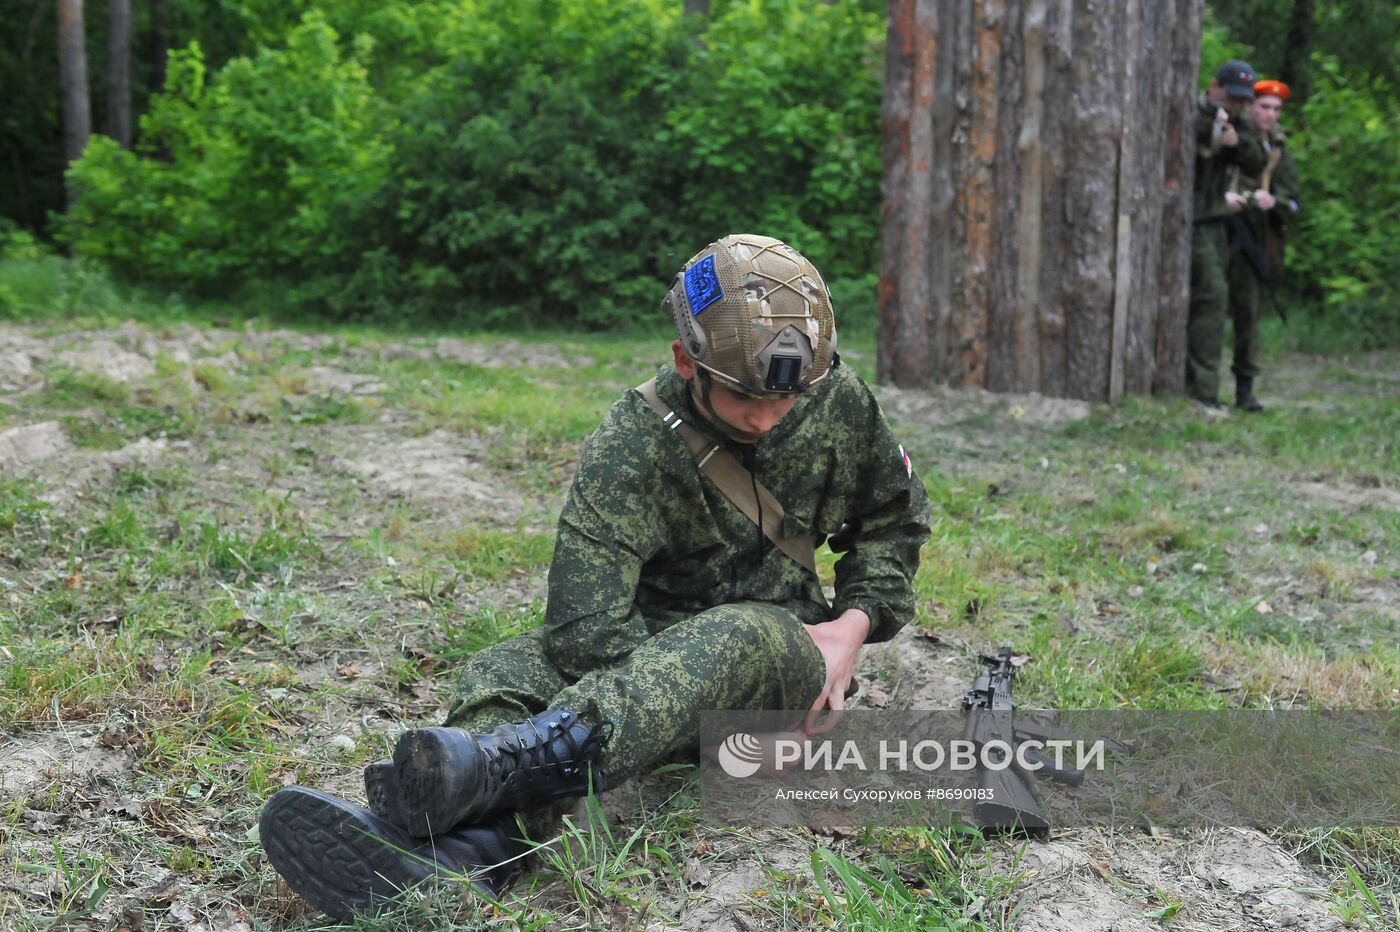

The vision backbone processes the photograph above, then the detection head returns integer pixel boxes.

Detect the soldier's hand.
[1220,123,1239,147]
[1253,190,1276,211]
[1225,191,1248,213]
[802,608,871,736]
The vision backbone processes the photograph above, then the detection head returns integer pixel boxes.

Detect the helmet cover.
[662,234,837,398]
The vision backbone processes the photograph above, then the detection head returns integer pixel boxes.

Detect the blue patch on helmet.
[684,255,723,316]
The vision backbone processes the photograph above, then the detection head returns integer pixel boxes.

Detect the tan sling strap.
[1260,144,1283,193]
[636,378,817,574]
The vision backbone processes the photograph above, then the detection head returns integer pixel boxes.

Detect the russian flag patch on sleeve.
[899,444,912,478]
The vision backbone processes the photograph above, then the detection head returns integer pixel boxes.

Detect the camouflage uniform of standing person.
[1187,60,1271,409]
[256,234,933,921]
[1224,78,1302,412]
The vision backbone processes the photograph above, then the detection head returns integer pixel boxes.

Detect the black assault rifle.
[961,646,1125,839]
[1226,209,1288,324]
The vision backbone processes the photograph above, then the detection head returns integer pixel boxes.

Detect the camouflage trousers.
[1187,222,1230,400]
[1226,248,1262,383]
[442,602,827,783]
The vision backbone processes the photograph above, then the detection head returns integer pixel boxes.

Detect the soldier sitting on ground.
[257,234,933,921]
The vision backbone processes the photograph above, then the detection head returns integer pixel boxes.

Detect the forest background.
[1,0,1397,348]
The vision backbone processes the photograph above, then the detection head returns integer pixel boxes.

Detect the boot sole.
[260,786,438,921]
[364,759,398,823]
[393,727,480,837]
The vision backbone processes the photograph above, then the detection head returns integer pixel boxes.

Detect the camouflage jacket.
[1194,92,1270,224]
[542,359,932,680]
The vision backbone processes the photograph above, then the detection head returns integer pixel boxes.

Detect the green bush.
[62,13,392,295]
[1286,59,1400,348]
[665,0,885,285]
[340,0,690,327]
[54,0,884,330]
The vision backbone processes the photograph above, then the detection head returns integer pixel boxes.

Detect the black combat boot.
[259,786,528,922]
[1235,377,1264,412]
[388,708,611,837]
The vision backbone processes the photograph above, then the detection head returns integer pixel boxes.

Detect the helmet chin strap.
[688,371,764,444]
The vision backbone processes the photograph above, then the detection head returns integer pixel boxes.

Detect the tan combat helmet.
[663,234,838,398]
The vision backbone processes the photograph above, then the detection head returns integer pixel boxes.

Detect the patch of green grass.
[39,366,130,406]
[437,604,545,660]
[749,824,1005,930]
[190,361,236,395]
[278,392,368,425]
[191,514,318,579]
[440,527,556,581]
[533,792,676,928]
[0,640,138,725]
[25,369,192,449]
[0,479,47,535]
[83,499,150,552]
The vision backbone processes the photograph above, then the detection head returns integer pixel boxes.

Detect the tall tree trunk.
[106,0,132,147]
[57,0,91,194]
[1280,0,1315,105]
[152,0,169,93]
[879,0,1202,401]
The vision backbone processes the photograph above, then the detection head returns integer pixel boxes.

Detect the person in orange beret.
[1222,78,1301,412]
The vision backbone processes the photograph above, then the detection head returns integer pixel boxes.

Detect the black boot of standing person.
[1236,376,1264,412]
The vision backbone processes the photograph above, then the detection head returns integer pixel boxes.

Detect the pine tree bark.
[106,0,132,147]
[57,0,91,175]
[152,0,170,94]
[879,0,1203,401]
[1280,0,1315,105]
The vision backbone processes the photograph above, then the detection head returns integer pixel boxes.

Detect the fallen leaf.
[809,812,856,837]
[63,570,83,589]
[682,857,712,889]
[22,809,65,832]
[98,793,144,819]
[864,687,891,709]
[1254,600,1274,614]
[141,875,182,904]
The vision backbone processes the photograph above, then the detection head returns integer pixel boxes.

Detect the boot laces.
[493,715,613,794]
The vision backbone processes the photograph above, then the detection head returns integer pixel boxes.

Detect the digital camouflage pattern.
[445,604,826,781]
[444,357,931,782]
[1188,92,1270,401]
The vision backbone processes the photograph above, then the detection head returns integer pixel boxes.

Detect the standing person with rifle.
[1224,79,1302,413]
[253,234,932,921]
[1187,61,1271,410]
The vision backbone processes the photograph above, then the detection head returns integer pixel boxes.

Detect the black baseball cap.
[1214,60,1257,98]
